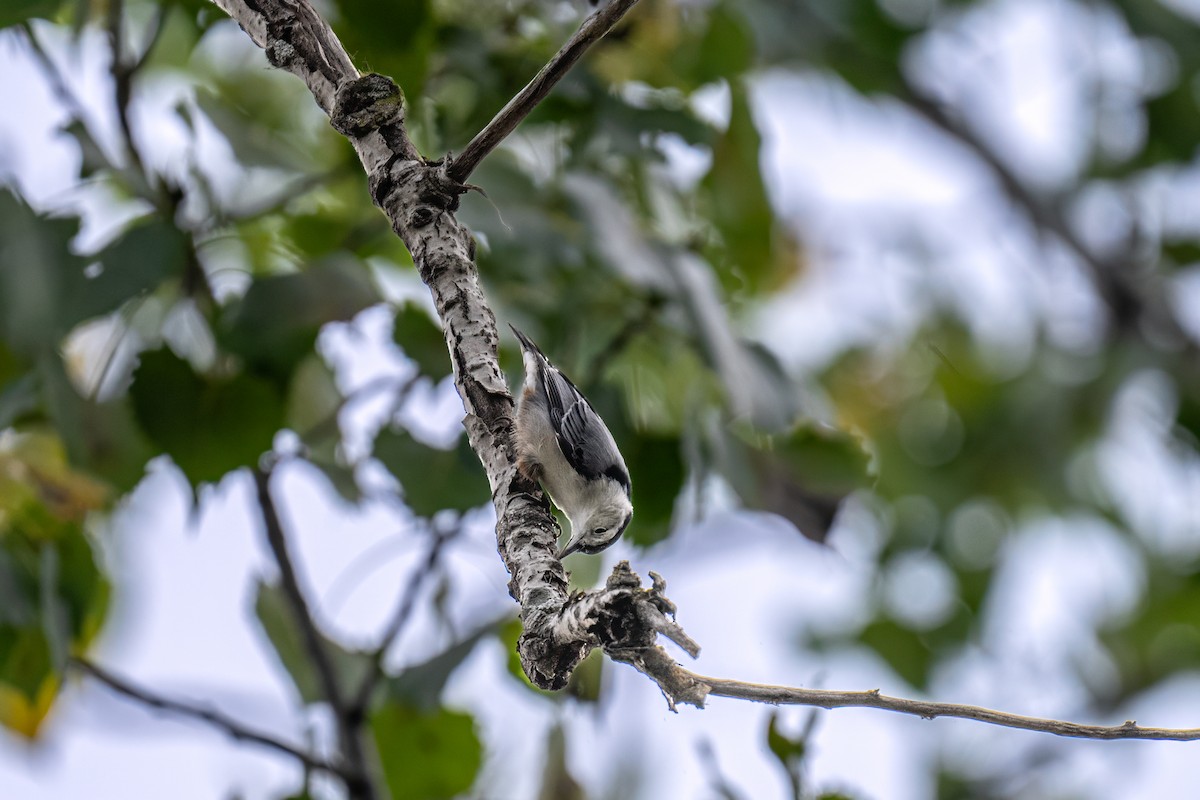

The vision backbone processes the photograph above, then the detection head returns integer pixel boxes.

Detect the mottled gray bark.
[210,0,696,696]
[205,0,1200,744]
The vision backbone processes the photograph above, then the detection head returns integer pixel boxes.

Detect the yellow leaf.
[0,675,59,739]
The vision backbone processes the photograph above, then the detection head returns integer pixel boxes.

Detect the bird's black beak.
[557,539,582,560]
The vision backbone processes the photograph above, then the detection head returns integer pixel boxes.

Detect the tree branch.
[899,81,1187,345]
[612,641,1200,740]
[21,22,97,137]
[252,464,379,800]
[350,518,456,714]
[445,0,643,183]
[71,657,351,778]
[211,0,1200,745]
[694,673,1200,741]
[106,0,148,180]
[210,0,641,691]
[253,465,346,712]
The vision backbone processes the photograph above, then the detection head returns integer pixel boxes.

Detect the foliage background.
[3,0,1200,797]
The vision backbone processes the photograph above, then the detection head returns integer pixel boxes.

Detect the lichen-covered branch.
[210,0,682,694]
[210,0,1200,749]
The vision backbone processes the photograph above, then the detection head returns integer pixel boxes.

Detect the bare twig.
[253,465,345,711]
[71,657,351,778]
[695,738,748,800]
[21,23,97,131]
[583,294,664,386]
[106,0,148,179]
[445,0,644,183]
[899,82,1184,342]
[350,519,457,714]
[294,373,419,449]
[252,465,380,800]
[129,4,169,76]
[644,663,1200,741]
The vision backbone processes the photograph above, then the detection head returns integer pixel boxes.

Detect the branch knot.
[331,73,405,138]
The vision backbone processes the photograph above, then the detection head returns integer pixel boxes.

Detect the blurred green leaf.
[683,2,754,86]
[336,0,434,99]
[220,256,380,383]
[0,197,187,357]
[284,355,363,501]
[0,353,38,429]
[766,710,812,800]
[386,623,494,711]
[130,349,283,486]
[764,424,873,496]
[859,618,932,690]
[193,86,318,172]
[37,355,154,494]
[253,580,371,705]
[1162,241,1200,269]
[76,218,191,325]
[732,422,873,542]
[373,429,489,517]
[537,722,586,800]
[564,647,604,704]
[701,82,781,296]
[0,193,83,356]
[285,355,342,442]
[1136,83,1199,167]
[498,617,548,697]
[1111,0,1200,167]
[766,711,807,765]
[1102,572,1200,703]
[372,704,482,800]
[0,432,110,737]
[393,303,450,381]
[621,434,684,547]
[60,120,113,179]
[0,0,59,28]
[823,1,911,94]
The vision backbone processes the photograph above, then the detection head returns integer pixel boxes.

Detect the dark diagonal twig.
[252,464,379,800]
[72,657,350,779]
[900,82,1182,341]
[446,0,644,183]
[350,519,458,715]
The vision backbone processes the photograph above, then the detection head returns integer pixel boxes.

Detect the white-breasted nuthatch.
[510,325,633,559]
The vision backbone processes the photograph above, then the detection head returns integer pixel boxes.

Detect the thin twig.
[445,0,644,183]
[688,671,1200,741]
[129,4,169,75]
[252,465,379,800]
[253,465,346,712]
[21,22,96,129]
[106,0,148,179]
[71,657,350,778]
[695,738,748,800]
[350,519,457,714]
[899,82,1169,339]
[295,373,420,450]
[583,294,664,386]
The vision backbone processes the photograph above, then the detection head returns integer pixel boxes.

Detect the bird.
[510,324,633,559]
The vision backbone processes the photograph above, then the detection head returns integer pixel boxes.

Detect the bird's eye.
[593,527,606,535]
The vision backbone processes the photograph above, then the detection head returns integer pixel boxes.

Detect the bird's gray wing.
[542,366,629,492]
